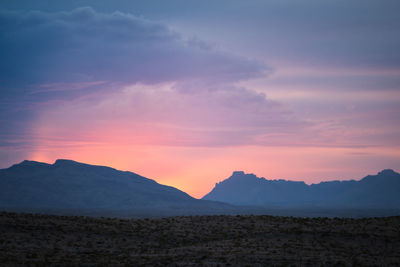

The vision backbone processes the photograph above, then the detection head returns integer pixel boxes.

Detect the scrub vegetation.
[1,212,399,266]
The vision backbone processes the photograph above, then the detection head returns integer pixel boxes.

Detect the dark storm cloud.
[0,7,267,94]
[2,0,399,82]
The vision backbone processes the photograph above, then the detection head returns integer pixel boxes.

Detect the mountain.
[0,159,232,217]
[2,160,399,218]
[202,170,400,209]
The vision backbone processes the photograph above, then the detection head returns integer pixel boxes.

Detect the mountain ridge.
[1,159,399,217]
[202,169,400,208]
[0,159,235,217]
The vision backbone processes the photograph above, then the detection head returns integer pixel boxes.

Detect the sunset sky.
[1,0,399,198]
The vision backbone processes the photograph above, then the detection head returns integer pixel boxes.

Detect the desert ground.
[0,212,399,266]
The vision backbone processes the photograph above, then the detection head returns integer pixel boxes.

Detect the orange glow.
[27,139,400,198]
[20,83,400,199]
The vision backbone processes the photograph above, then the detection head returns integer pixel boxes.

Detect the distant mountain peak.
[11,160,50,169]
[232,171,245,176]
[52,159,112,170]
[1,159,210,213]
[230,171,258,179]
[203,169,400,208]
[20,160,38,165]
[53,159,82,166]
[378,169,396,175]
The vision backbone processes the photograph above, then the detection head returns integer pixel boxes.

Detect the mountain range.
[0,159,233,217]
[202,170,400,209]
[0,159,399,217]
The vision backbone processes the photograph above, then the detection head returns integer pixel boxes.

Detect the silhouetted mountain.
[202,170,400,209]
[2,160,399,218]
[0,159,233,216]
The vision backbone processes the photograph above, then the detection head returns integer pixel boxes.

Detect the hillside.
[0,159,232,216]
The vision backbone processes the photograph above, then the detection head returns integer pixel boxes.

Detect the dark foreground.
[0,212,399,266]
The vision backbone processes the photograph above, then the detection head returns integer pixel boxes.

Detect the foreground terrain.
[1,212,399,266]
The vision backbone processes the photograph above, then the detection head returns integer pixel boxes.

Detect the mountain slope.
[0,159,231,216]
[202,170,400,209]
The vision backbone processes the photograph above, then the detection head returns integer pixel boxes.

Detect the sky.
[1,0,399,198]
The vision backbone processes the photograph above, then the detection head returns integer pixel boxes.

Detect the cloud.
[0,6,304,156]
[3,5,396,155]
[0,7,268,92]
[32,83,305,148]
[33,80,400,149]
[0,7,275,152]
